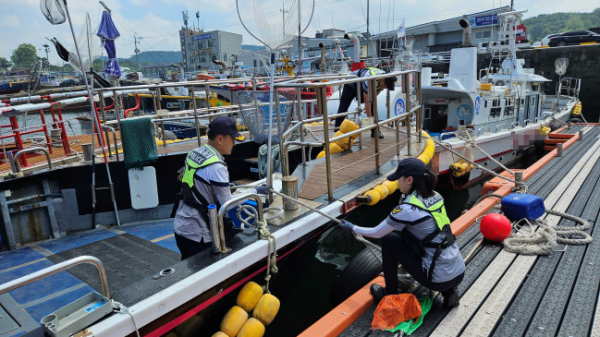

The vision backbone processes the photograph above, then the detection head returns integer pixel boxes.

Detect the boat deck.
[304,124,600,336]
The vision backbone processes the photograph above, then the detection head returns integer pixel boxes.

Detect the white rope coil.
[503,208,592,255]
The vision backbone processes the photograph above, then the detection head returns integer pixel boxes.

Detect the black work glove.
[339,220,355,233]
[255,185,270,195]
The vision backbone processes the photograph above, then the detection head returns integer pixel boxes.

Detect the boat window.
[484,99,488,108]
[490,99,501,118]
[532,84,539,91]
[424,108,431,119]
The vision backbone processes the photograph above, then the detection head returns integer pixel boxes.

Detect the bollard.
[514,171,525,189]
[82,143,94,161]
[556,143,563,157]
[282,176,299,211]
[50,129,62,147]
[567,121,572,128]
[7,151,19,173]
[579,130,584,141]
[208,204,222,253]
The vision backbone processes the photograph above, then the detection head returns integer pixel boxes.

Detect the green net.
[120,117,158,170]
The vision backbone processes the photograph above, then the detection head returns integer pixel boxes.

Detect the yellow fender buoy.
[382,180,397,194]
[329,143,343,154]
[340,119,359,139]
[156,139,164,146]
[211,332,229,337]
[316,151,325,159]
[417,131,435,165]
[364,190,380,206]
[221,306,248,337]
[252,293,280,325]
[237,318,265,337]
[373,185,389,200]
[450,159,474,178]
[237,282,264,312]
[540,126,550,136]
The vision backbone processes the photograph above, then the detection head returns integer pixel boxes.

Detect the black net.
[40,0,66,25]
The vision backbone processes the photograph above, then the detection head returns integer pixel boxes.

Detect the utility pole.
[366,0,370,37]
[280,3,289,40]
[196,11,200,32]
[134,32,142,72]
[42,44,51,81]
[297,2,301,75]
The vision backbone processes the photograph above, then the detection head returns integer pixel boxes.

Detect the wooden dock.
[302,123,600,336]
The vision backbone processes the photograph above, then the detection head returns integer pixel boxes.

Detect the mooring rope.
[268,188,383,261]
[503,208,592,255]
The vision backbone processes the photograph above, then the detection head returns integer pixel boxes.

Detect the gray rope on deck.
[503,208,592,255]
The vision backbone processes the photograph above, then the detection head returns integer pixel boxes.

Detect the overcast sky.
[1,0,597,64]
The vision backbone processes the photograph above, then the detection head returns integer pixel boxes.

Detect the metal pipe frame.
[216,192,264,253]
[13,147,52,172]
[0,256,110,298]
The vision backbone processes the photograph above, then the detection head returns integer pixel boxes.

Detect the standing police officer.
[173,116,268,260]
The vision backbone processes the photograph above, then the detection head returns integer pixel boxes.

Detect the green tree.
[10,43,38,70]
[0,57,12,71]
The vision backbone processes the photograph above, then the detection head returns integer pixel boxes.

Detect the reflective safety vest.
[402,191,456,282]
[179,145,226,217]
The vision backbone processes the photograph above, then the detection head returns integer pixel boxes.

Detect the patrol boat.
[0,68,433,336]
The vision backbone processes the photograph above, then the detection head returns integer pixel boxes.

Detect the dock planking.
[338,124,600,337]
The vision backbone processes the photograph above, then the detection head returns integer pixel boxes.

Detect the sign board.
[468,15,498,27]
[193,33,212,41]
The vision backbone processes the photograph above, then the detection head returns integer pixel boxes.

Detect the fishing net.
[120,118,158,169]
[236,0,315,50]
[237,90,296,144]
[40,0,66,25]
[554,58,569,76]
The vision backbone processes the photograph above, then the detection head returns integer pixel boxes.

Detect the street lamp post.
[43,44,51,82]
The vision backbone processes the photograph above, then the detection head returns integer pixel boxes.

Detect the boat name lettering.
[193,33,212,41]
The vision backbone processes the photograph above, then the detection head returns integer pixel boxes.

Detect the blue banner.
[468,15,498,27]
[193,33,212,41]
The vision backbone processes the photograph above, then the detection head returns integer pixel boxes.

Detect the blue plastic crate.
[501,193,545,221]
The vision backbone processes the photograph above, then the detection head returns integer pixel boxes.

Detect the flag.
[397,19,405,38]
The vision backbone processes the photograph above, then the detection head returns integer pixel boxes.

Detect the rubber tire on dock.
[568,118,584,123]
[329,247,382,306]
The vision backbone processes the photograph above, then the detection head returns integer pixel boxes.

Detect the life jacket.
[400,191,456,282]
[355,67,384,95]
[178,144,226,220]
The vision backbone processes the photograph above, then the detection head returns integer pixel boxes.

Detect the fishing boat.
[418,10,582,188]
[0,68,431,336]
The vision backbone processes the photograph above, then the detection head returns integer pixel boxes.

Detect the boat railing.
[275,69,422,200]
[478,126,491,136]
[11,147,52,173]
[496,124,508,132]
[511,122,519,129]
[0,255,110,298]
[214,192,264,253]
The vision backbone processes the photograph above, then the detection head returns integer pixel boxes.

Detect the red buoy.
[480,213,512,242]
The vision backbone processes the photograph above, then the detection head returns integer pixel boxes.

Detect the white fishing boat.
[419,10,582,188]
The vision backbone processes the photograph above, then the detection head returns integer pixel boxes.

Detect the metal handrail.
[13,147,52,173]
[213,192,264,253]
[0,256,110,298]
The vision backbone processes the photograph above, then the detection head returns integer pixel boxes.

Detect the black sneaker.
[370,129,384,139]
[442,286,460,308]
[370,284,389,303]
[397,274,417,291]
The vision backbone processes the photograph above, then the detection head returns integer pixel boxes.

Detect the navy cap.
[384,76,396,91]
[387,157,425,181]
[208,117,245,141]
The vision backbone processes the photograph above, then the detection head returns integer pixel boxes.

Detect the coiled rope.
[503,208,592,255]
[256,218,278,293]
